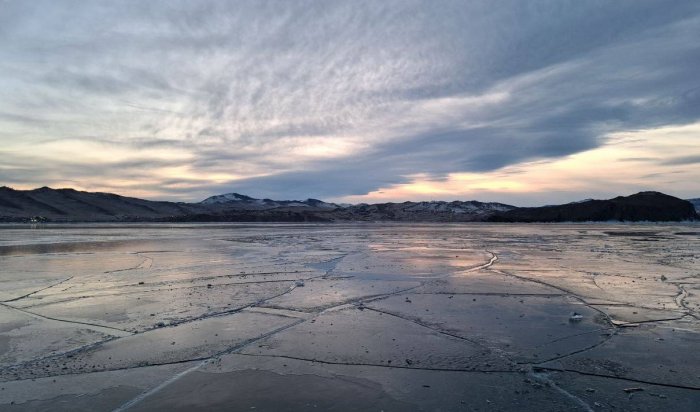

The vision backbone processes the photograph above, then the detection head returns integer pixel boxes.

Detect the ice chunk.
[569,312,583,322]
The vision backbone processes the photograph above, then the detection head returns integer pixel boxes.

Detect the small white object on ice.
[569,312,583,322]
[295,280,305,287]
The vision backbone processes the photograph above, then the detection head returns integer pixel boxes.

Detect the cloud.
[336,122,700,206]
[661,155,700,166]
[1,0,699,202]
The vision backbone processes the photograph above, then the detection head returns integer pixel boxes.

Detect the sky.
[1,0,699,206]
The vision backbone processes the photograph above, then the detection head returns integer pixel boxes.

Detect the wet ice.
[0,223,699,411]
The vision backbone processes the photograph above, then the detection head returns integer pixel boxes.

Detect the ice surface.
[1,223,699,411]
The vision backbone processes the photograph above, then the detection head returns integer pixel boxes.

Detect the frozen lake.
[1,223,699,411]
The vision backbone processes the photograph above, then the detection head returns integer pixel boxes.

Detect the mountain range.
[0,186,697,223]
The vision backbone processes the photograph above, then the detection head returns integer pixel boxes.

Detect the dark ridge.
[53,189,118,216]
[489,192,698,222]
[0,187,21,209]
[106,195,161,214]
[688,198,700,212]
[0,198,21,209]
[10,189,69,215]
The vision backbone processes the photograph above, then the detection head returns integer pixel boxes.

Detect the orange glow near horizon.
[3,122,699,204]
[337,122,700,204]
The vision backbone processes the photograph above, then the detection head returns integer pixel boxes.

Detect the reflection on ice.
[1,223,699,411]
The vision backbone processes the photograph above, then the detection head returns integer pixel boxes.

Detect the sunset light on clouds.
[1,0,699,205]
[345,123,700,205]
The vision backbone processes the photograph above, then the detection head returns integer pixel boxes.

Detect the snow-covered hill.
[200,193,341,210]
[338,200,516,221]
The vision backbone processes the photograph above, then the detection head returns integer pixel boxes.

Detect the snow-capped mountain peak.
[200,193,255,205]
[199,193,341,210]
